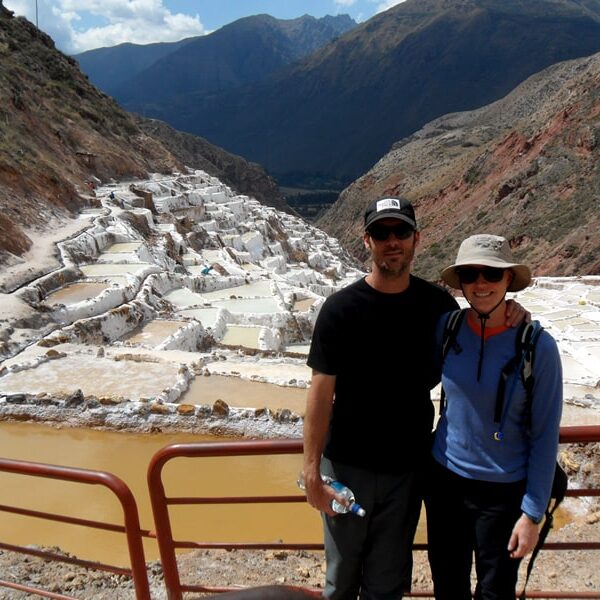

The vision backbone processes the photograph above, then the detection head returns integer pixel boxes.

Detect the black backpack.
[441,309,568,599]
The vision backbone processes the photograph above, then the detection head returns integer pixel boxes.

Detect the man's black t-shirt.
[307,275,459,474]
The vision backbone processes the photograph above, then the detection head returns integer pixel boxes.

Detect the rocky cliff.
[319,52,600,280]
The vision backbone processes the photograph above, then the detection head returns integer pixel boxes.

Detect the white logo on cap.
[376,198,400,212]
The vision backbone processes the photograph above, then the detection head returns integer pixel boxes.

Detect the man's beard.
[373,241,416,278]
[378,258,410,278]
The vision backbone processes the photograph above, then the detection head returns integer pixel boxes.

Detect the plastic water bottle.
[297,472,366,517]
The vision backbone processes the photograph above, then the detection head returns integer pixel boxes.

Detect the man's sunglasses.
[457,266,507,284]
[367,223,414,241]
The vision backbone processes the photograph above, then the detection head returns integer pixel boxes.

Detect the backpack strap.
[439,309,467,415]
[493,320,543,439]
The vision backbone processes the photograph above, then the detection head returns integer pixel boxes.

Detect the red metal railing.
[0,457,151,600]
[148,425,600,600]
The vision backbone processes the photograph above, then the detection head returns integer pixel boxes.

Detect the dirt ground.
[0,443,598,599]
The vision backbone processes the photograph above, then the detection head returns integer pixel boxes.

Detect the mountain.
[0,3,286,267]
[318,51,600,279]
[134,0,600,190]
[82,14,356,108]
[74,38,195,97]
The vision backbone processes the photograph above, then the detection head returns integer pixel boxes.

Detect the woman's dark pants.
[424,460,525,600]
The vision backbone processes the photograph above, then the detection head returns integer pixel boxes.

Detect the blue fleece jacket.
[432,314,563,522]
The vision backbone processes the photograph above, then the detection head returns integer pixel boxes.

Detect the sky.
[4,0,407,55]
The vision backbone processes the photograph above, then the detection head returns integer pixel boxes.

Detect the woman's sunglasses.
[457,266,507,284]
[367,223,414,241]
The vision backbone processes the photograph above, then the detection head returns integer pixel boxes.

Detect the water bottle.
[297,472,366,517]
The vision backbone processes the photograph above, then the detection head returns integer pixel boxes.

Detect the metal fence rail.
[147,425,600,600]
[0,457,151,600]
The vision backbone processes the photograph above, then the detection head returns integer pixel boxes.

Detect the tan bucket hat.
[441,234,531,292]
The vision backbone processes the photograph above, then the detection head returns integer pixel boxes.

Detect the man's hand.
[505,299,531,328]
[508,513,540,559]
[303,472,342,517]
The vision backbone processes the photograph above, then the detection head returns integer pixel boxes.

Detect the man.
[303,197,524,599]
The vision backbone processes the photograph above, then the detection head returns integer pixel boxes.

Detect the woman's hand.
[508,513,540,558]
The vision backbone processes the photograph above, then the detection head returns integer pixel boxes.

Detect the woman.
[425,234,563,600]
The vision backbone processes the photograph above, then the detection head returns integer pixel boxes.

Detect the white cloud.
[4,0,206,54]
[376,0,407,13]
[334,0,358,6]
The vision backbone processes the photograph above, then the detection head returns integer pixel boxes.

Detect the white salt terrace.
[0,171,598,436]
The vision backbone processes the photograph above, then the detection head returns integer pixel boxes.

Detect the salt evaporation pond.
[164,287,204,308]
[293,298,316,312]
[283,343,311,355]
[180,375,307,414]
[221,325,263,349]
[103,242,142,253]
[45,282,111,306]
[213,297,283,314]
[199,280,274,300]
[79,263,154,276]
[178,307,220,328]
[123,319,186,347]
[0,355,181,400]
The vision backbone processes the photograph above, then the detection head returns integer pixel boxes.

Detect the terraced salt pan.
[45,282,111,306]
[201,249,225,263]
[293,298,315,312]
[123,319,186,347]
[561,403,600,426]
[97,253,141,263]
[178,307,220,328]
[103,242,142,253]
[283,344,311,355]
[164,287,204,308]
[79,263,154,276]
[560,355,597,382]
[180,375,307,414]
[221,325,263,349]
[199,280,274,300]
[241,263,262,272]
[204,359,311,386]
[212,297,283,314]
[0,355,181,400]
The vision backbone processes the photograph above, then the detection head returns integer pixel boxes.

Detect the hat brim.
[441,261,531,292]
[364,211,416,230]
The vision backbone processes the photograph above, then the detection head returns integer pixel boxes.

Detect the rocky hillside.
[319,51,600,280]
[134,117,289,213]
[0,3,285,266]
[144,0,600,190]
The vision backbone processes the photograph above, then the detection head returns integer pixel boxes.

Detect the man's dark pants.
[321,457,422,600]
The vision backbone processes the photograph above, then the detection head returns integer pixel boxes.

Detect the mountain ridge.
[79,14,356,109]
[318,50,600,279]
[128,0,600,190]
